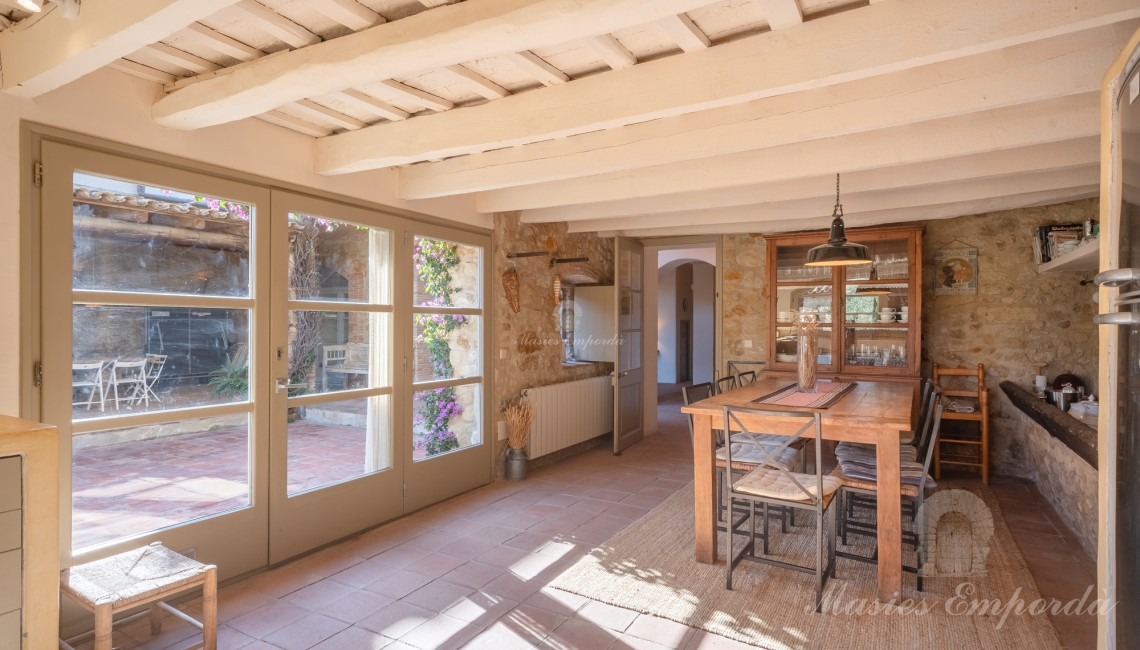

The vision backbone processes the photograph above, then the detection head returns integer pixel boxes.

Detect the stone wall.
[717,199,1100,478]
[921,199,1100,475]
[1009,406,1098,557]
[493,213,614,475]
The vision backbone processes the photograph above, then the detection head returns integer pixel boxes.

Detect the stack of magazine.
[1033,223,1085,264]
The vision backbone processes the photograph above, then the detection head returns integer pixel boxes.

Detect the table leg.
[875,428,903,603]
[694,413,717,564]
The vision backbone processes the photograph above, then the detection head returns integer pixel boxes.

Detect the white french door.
[267,191,405,562]
[40,142,271,575]
[614,237,645,454]
[37,141,491,577]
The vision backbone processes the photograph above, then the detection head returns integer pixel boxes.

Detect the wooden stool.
[932,362,990,484]
[59,542,217,650]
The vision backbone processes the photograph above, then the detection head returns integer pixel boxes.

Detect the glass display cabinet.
[767,226,922,378]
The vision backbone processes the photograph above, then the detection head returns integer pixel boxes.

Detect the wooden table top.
[681,377,912,433]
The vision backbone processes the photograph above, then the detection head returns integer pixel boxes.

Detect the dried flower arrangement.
[793,317,819,392]
[503,401,535,450]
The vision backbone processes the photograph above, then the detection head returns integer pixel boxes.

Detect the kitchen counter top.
[999,381,1096,468]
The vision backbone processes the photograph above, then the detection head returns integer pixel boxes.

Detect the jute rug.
[551,485,1066,649]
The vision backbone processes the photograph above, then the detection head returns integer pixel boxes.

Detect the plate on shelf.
[776,353,797,363]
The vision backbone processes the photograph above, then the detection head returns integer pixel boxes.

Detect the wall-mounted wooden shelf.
[1037,238,1099,273]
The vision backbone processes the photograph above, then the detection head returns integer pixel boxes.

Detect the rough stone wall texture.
[921,198,1100,475]
[493,213,615,475]
[722,234,769,364]
[1010,407,1097,558]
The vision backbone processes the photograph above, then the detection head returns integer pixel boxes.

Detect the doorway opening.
[655,247,716,428]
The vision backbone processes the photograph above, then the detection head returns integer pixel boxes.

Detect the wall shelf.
[1037,238,1099,273]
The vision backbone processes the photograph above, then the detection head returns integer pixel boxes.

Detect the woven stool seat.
[60,542,217,650]
[735,467,841,502]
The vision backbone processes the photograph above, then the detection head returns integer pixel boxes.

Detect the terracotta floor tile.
[440,590,520,625]
[317,589,395,624]
[227,601,309,639]
[439,561,506,589]
[399,613,483,650]
[542,617,620,650]
[625,613,698,648]
[404,552,466,579]
[308,625,394,650]
[401,579,475,612]
[261,613,348,650]
[364,570,435,600]
[357,601,436,639]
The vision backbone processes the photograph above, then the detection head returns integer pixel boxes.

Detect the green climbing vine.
[413,237,467,456]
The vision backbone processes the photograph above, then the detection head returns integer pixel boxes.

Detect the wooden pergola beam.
[315,0,1140,175]
[152,0,720,130]
[0,0,240,97]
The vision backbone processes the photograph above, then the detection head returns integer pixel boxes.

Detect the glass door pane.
[269,192,403,563]
[41,141,270,578]
[404,228,490,513]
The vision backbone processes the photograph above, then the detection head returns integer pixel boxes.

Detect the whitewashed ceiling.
[2,0,1137,235]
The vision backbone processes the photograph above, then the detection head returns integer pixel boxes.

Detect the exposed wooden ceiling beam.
[110,59,178,85]
[0,0,239,97]
[181,22,262,61]
[314,0,1140,175]
[287,99,367,131]
[521,138,1099,222]
[418,0,450,6]
[153,0,720,130]
[592,189,1100,237]
[564,166,1100,232]
[256,110,333,137]
[475,94,1099,212]
[400,28,1120,198]
[308,0,385,31]
[754,0,802,30]
[657,14,710,52]
[441,64,509,100]
[232,0,320,48]
[583,34,637,70]
[145,43,222,75]
[368,79,453,112]
[504,51,569,86]
[335,90,410,121]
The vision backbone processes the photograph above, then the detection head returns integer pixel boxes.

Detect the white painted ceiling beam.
[475,94,1099,212]
[368,79,453,112]
[564,166,1100,232]
[256,110,333,137]
[591,189,1100,237]
[181,23,263,61]
[308,0,385,31]
[504,51,569,86]
[287,100,367,131]
[441,65,509,100]
[109,59,178,85]
[583,34,637,69]
[418,0,450,6]
[232,0,320,49]
[0,0,239,97]
[400,28,1121,198]
[521,138,1099,223]
[152,0,722,130]
[315,0,1140,174]
[144,43,222,75]
[657,14,710,52]
[754,0,802,30]
[335,90,410,121]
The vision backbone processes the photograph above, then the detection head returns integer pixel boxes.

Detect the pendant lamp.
[805,174,871,267]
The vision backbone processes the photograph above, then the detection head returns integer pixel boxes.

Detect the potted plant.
[503,401,534,481]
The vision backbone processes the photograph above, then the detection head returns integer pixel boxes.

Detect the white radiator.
[522,376,614,459]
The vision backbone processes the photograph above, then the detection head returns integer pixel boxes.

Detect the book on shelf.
[1034,223,1085,264]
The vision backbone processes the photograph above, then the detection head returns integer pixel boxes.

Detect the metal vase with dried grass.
[503,401,534,481]
[794,316,819,392]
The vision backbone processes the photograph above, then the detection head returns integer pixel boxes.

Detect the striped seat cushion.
[716,445,800,471]
[835,442,918,463]
[836,458,934,488]
[733,467,841,501]
[830,466,932,498]
[729,432,807,448]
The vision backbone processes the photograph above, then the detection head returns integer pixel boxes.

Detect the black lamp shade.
[805,240,872,266]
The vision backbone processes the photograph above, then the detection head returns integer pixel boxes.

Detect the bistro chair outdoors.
[109,360,148,410]
[141,354,167,404]
[72,362,106,412]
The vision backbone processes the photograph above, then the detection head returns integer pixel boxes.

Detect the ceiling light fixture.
[804,173,872,267]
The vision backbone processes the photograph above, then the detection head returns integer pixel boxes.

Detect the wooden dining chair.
[736,370,758,386]
[681,383,714,443]
[723,406,839,612]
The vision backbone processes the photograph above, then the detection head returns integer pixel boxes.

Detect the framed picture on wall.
[934,246,978,295]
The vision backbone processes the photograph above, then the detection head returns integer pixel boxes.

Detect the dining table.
[681,375,914,603]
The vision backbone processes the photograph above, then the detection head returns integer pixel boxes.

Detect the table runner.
[752,380,856,408]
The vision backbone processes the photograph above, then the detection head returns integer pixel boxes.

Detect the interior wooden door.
[614,237,645,454]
